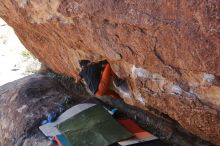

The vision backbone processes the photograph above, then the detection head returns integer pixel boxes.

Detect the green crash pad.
[56,105,133,146]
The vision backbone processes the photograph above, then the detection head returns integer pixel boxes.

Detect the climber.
[76,60,123,98]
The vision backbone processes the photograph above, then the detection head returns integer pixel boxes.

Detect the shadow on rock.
[0,74,85,146]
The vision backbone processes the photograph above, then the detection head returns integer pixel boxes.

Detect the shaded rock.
[0,74,75,146]
[0,72,216,146]
[21,130,55,146]
[100,96,214,146]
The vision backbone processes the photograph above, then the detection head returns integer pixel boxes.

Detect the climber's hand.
[75,76,82,84]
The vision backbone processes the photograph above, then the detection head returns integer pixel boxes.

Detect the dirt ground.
[0,18,41,86]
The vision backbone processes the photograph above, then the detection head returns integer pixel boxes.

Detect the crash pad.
[117,119,157,146]
[56,105,133,146]
[39,103,95,137]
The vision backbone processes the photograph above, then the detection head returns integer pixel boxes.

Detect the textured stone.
[0,0,220,145]
[0,74,72,146]
[195,86,220,110]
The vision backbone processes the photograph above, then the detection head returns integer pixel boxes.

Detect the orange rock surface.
[0,0,220,145]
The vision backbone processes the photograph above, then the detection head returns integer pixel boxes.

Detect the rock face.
[0,74,73,146]
[0,0,220,145]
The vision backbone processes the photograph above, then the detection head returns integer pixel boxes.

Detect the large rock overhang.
[0,0,219,145]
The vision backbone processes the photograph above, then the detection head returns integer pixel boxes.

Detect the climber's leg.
[95,64,111,96]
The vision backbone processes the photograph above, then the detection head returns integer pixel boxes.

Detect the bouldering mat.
[56,105,133,146]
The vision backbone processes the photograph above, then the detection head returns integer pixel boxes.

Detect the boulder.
[0,74,73,146]
[0,0,219,145]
